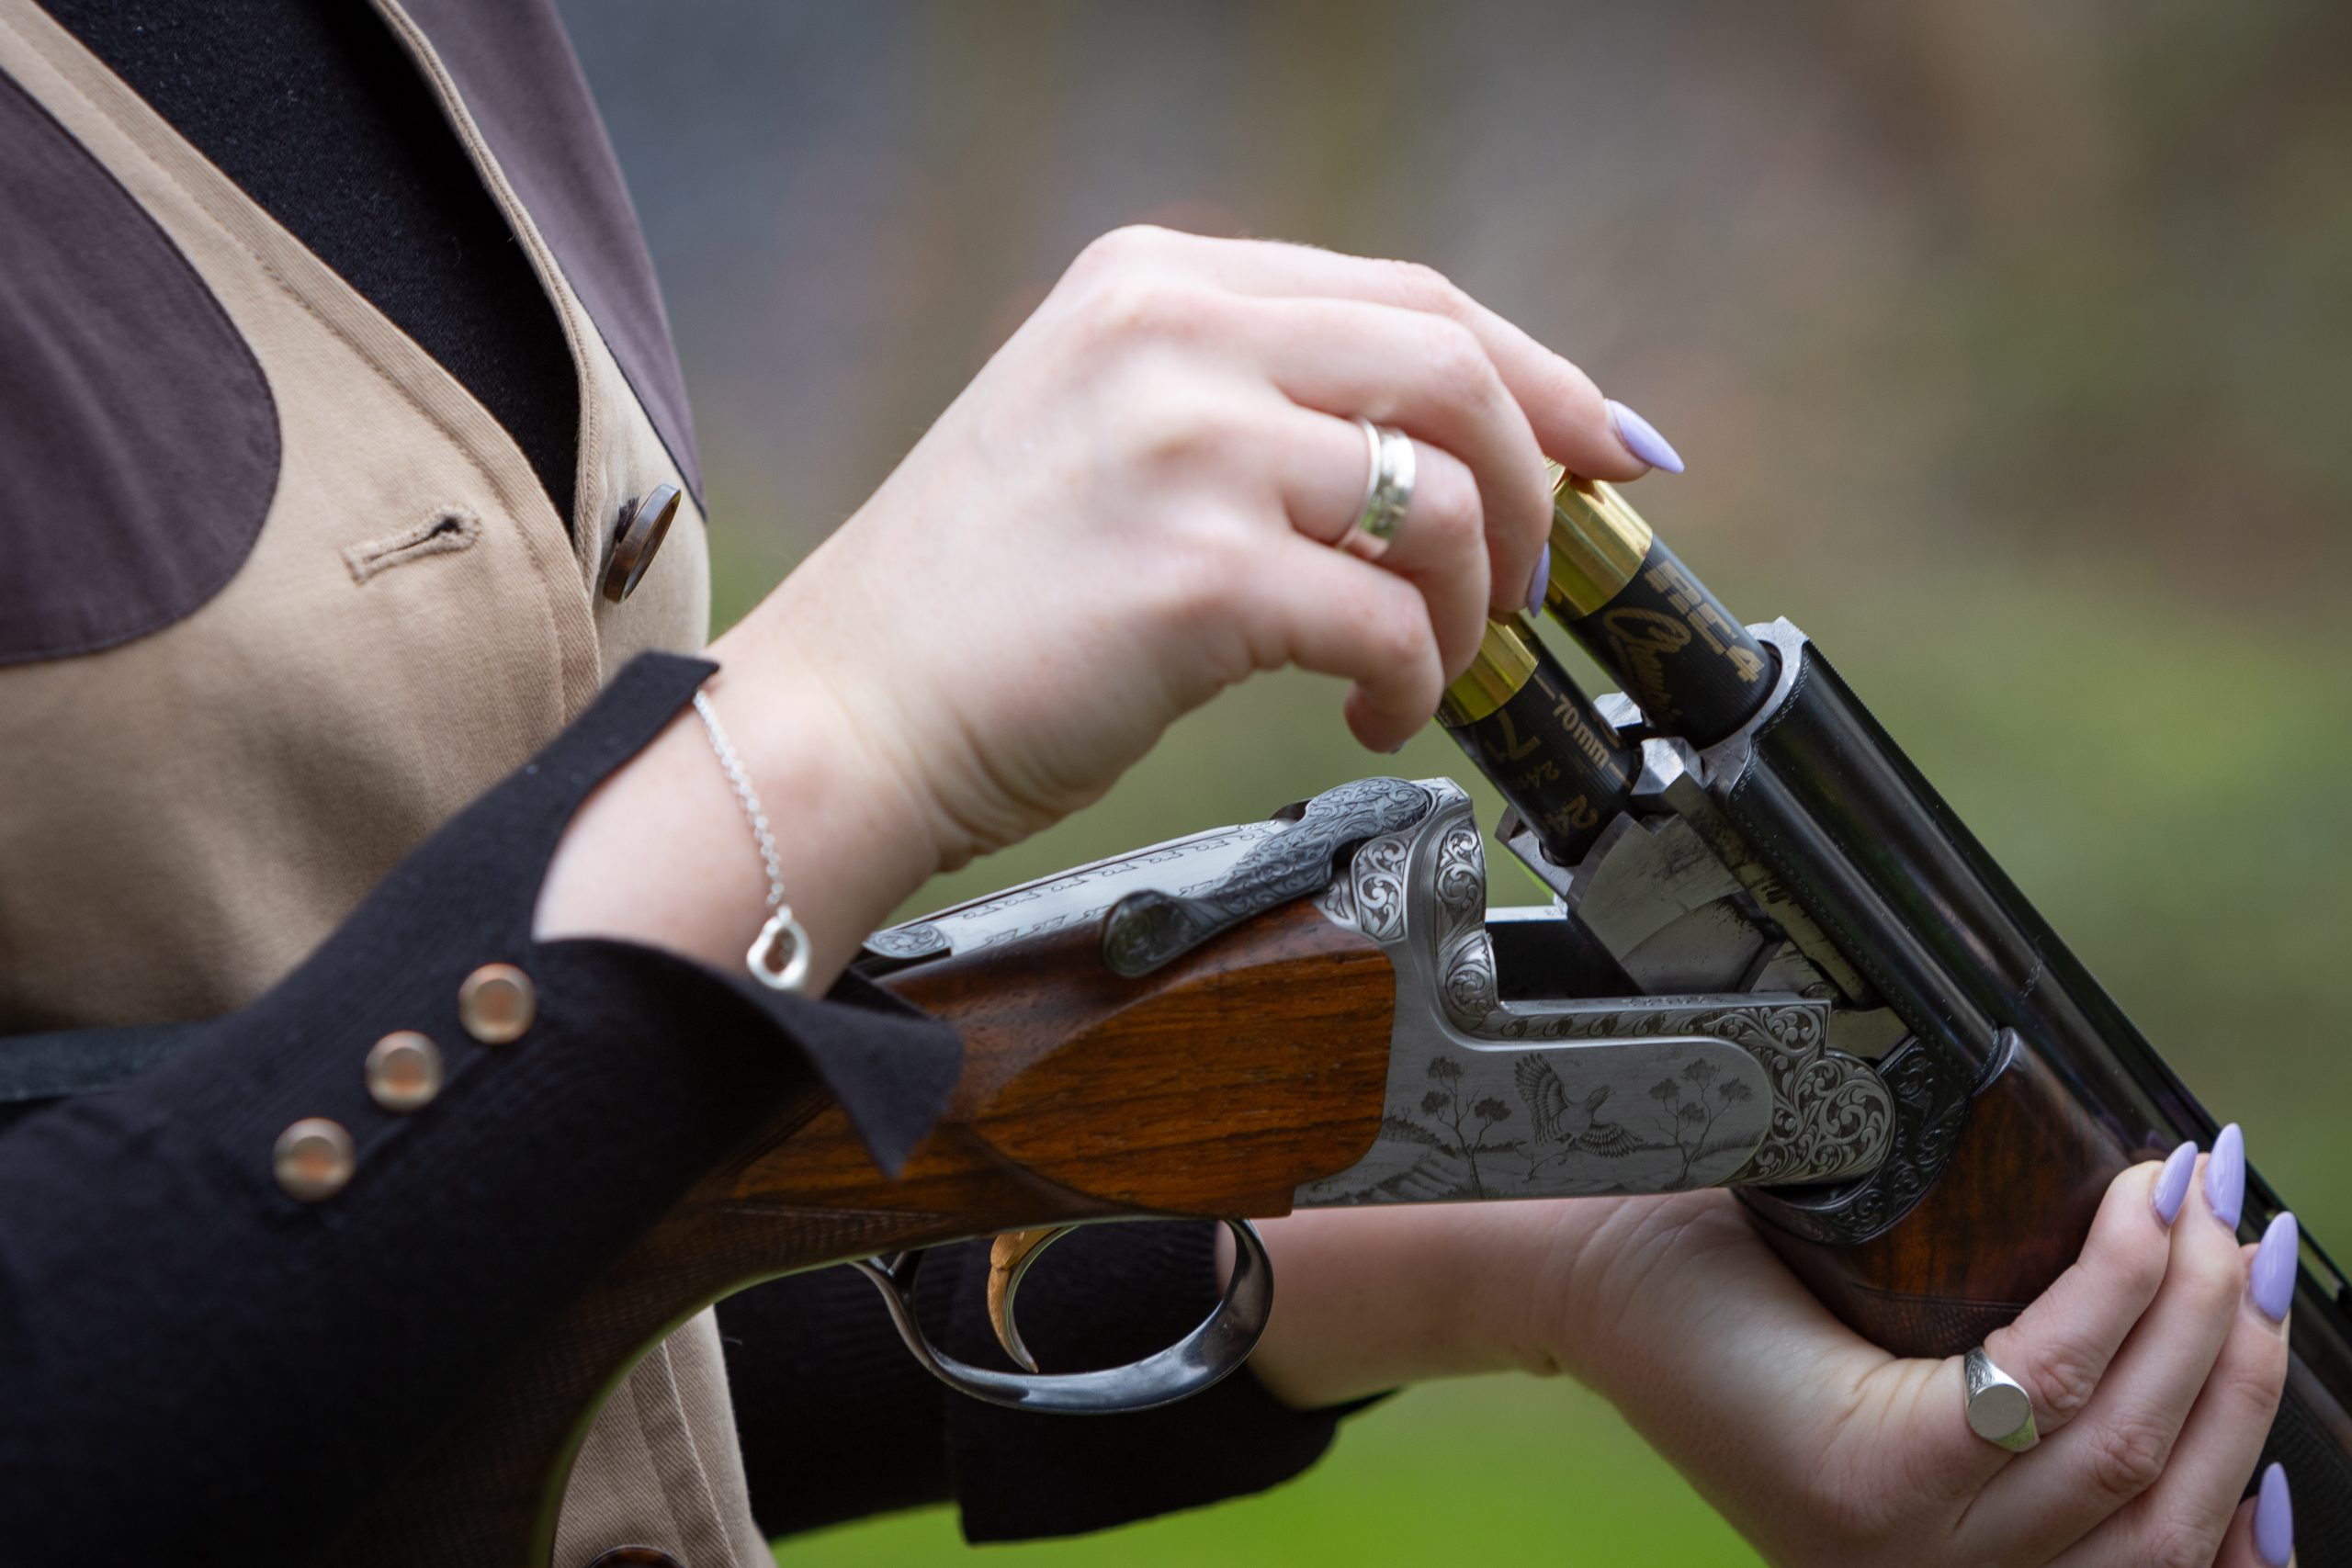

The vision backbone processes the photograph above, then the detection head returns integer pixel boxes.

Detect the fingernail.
[2252,1211,2300,1324]
[2256,1461,2293,1566]
[1524,544,1551,615]
[2152,1140,2197,1226]
[1386,741,1408,756]
[1605,398,1685,475]
[2207,1122,2245,1229]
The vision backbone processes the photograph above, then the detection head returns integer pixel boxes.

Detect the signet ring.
[1963,1345,2040,1453]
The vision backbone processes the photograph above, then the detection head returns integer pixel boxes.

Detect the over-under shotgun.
[345,471,2352,1565]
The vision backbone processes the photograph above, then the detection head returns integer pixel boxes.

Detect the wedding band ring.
[1342,417,1415,561]
[1963,1346,2039,1453]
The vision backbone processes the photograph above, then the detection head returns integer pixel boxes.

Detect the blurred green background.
[558,1,2352,1561]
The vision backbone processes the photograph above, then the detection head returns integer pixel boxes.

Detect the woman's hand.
[550,227,1670,980]
[728,225,1662,857]
[1236,1134,2297,1566]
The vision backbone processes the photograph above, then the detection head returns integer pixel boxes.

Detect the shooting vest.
[0,3,768,1562]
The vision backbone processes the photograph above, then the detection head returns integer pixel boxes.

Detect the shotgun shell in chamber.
[1541,468,1775,748]
[1438,615,1636,868]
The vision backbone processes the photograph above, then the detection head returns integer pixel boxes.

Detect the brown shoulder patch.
[0,68,280,665]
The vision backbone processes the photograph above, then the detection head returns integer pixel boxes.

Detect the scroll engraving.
[1737,1034,1976,1245]
[1100,777,1430,976]
[1302,781,1894,1208]
[1328,830,1413,942]
[1470,908,1886,1180]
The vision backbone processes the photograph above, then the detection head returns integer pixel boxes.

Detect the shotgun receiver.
[351,474,2352,1564]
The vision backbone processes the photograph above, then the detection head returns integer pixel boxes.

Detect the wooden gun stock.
[338,899,1395,1566]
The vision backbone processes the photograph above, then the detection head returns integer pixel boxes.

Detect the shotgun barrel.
[1473,468,2352,1561]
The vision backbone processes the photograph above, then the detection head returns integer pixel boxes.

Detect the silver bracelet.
[692,689,811,993]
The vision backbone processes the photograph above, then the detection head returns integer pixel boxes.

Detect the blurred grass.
[712,540,2350,1565]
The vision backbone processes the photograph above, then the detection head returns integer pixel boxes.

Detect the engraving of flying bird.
[1514,1057,1641,1156]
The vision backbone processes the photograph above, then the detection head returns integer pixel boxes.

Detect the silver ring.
[1963,1346,2039,1453]
[1342,417,1415,561]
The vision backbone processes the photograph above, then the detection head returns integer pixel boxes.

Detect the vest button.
[274,1117,356,1201]
[365,1031,445,1112]
[602,481,683,603]
[458,964,537,1044]
[586,1551,685,1567]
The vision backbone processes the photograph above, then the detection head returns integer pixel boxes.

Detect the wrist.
[1528,1189,1746,1401]
[712,558,981,876]
[711,654,944,974]
[535,643,942,989]
[1227,1203,1585,1410]
[1226,1192,1729,1414]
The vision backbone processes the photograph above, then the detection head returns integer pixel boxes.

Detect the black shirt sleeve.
[0,650,1363,1558]
[0,651,960,1560]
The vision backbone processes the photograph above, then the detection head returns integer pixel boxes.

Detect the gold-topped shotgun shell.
[458,963,536,1044]
[365,1031,445,1112]
[274,1117,356,1201]
[1437,616,1542,727]
[1544,464,1655,616]
[602,481,683,604]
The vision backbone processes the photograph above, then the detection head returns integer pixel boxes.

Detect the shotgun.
[346,471,2352,1565]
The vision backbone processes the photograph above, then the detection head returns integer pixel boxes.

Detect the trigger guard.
[848,1217,1273,1415]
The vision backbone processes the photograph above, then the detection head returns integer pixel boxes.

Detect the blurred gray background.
[556,3,2352,1561]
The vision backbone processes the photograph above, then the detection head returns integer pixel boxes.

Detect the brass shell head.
[1438,616,1543,727]
[1544,465,1655,616]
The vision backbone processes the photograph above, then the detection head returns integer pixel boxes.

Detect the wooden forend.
[1756,1044,2130,1359]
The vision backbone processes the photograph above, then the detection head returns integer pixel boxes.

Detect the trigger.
[986,1225,1073,1372]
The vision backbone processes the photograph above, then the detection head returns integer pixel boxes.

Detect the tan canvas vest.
[0,4,771,1562]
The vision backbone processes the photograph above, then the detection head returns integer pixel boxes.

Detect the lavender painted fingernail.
[2253,1211,2300,1324]
[2256,1461,2293,1566]
[1605,399,1686,475]
[2152,1140,2197,1226]
[2207,1122,2245,1229]
[1525,544,1551,615]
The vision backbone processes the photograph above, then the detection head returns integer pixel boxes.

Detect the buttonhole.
[343,508,482,584]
